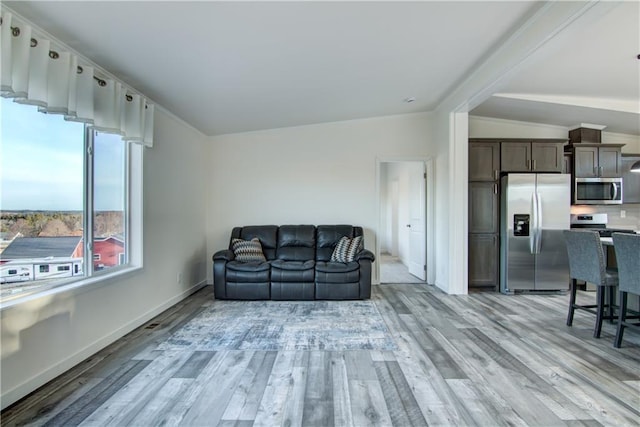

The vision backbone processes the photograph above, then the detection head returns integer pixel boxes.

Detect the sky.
[0,97,125,211]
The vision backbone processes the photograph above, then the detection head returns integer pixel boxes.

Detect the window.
[91,131,127,274]
[8,270,17,275]
[0,98,142,304]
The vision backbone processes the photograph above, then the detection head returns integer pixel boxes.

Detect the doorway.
[377,160,431,284]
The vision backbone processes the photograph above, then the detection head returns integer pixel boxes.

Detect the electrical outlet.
[177,272,183,284]
[621,210,626,218]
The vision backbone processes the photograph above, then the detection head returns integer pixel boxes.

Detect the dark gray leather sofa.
[213,225,375,300]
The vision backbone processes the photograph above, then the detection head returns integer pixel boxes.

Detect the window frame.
[0,103,144,309]
[85,128,130,278]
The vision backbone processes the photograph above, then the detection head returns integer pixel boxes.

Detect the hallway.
[379,253,425,284]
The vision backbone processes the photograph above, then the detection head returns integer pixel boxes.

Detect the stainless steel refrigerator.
[500,174,571,294]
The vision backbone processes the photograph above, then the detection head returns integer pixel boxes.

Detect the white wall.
[207,113,433,284]
[469,116,567,139]
[0,109,209,408]
[379,165,392,254]
[428,109,455,293]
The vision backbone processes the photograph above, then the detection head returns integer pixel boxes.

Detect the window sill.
[0,265,143,312]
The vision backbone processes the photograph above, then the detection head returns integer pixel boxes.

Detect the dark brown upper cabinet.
[469,141,500,181]
[571,144,624,178]
[501,141,564,173]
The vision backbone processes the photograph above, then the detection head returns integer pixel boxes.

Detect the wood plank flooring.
[2,284,639,426]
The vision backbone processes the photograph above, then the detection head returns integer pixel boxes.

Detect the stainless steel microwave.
[574,177,623,205]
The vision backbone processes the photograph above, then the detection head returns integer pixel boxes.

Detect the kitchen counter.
[601,231,640,246]
[601,237,613,246]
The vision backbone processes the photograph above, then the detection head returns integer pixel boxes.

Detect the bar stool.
[612,232,640,348]
[563,230,618,338]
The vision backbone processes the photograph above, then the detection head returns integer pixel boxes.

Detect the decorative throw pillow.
[231,238,267,262]
[330,236,363,262]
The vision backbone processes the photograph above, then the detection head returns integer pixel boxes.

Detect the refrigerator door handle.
[530,192,537,254]
[535,192,543,254]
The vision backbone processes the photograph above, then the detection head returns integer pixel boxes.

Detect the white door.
[407,163,426,280]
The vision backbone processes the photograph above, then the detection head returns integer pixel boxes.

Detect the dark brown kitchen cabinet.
[571,144,623,178]
[573,146,598,177]
[500,142,530,172]
[501,141,564,173]
[469,142,500,181]
[468,234,499,288]
[468,138,502,291]
[598,146,623,177]
[469,182,499,233]
[533,143,565,172]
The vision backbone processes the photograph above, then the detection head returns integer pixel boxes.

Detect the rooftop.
[1,237,82,260]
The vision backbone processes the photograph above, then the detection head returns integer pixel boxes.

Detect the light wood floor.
[2,284,639,426]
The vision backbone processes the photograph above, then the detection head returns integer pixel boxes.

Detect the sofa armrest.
[357,255,373,299]
[355,249,375,262]
[213,249,234,262]
[213,249,233,300]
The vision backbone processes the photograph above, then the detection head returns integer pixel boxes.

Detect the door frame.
[375,157,435,285]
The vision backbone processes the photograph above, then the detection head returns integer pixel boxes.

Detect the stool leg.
[594,286,605,338]
[614,291,627,348]
[567,279,577,326]
[607,286,615,322]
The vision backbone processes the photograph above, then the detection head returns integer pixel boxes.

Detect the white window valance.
[1,11,154,147]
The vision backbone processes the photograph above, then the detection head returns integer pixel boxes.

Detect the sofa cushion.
[226,261,270,283]
[231,238,267,262]
[271,260,315,283]
[276,225,316,261]
[330,236,363,262]
[315,261,360,283]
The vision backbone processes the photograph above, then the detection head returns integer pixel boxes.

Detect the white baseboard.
[1,280,208,410]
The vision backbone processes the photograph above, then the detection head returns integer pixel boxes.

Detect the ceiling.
[472,1,640,135]
[4,1,639,137]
